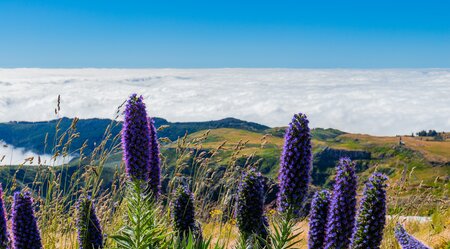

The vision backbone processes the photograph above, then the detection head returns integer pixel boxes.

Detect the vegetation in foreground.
[0,94,448,248]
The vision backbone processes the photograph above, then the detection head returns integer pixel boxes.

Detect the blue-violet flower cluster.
[350,173,388,249]
[11,192,42,249]
[236,168,268,241]
[324,158,357,249]
[122,94,152,182]
[172,184,201,241]
[0,184,9,249]
[76,196,104,249]
[147,117,161,199]
[277,113,312,216]
[308,190,331,249]
[394,224,430,249]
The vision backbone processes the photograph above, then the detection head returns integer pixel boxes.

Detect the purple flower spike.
[308,190,331,249]
[324,158,358,249]
[277,113,312,216]
[395,224,430,249]
[0,185,9,248]
[11,192,42,249]
[172,184,201,241]
[76,196,104,249]
[122,94,152,182]
[236,168,268,241]
[148,117,161,199]
[350,173,388,249]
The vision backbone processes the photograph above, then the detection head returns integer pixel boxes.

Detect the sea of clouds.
[0,68,449,137]
[0,140,72,166]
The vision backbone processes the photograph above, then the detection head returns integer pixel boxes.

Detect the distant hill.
[0,117,269,154]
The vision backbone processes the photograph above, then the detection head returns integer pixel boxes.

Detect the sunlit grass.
[0,99,448,248]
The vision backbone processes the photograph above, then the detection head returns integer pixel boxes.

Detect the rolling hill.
[0,118,448,215]
[0,117,268,154]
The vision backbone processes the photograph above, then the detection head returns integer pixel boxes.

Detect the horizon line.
[2,115,446,137]
[1,67,450,70]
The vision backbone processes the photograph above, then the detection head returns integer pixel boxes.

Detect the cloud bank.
[0,68,449,135]
[0,141,72,166]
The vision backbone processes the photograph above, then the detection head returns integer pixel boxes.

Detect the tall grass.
[0,95,447,248]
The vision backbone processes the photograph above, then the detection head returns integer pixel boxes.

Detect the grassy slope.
[334,134,450,187]
[193,129,450,247]
[1,127,449,247]
[185,128,450,204]
[341,134,450,163]
[1,127,448,212]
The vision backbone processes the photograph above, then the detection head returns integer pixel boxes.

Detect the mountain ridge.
[0,117,270,154]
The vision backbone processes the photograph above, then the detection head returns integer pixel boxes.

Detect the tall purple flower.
[76,196,104,249]
[277,113,312,216]
[350,173,388,249]
[394,224,430,249]
[324,158,357,249]
[236,169,268,242]
[172,184,201,241]
[122,94,152,182]
[0,185,9,248]
[11,192,42,249]
[148,117,161,199]
[308,190,331,249]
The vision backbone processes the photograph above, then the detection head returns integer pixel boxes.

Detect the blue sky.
[1,0,449,68]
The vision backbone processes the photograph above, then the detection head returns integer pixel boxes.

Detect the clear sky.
[1,0,449,68]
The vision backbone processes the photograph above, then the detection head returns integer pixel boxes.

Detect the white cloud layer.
[0,141,72,166]
[0,68,449,136]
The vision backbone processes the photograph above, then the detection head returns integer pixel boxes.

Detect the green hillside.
[0,121,448,215]
[184,128,449,184]
[0,117,268,154]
